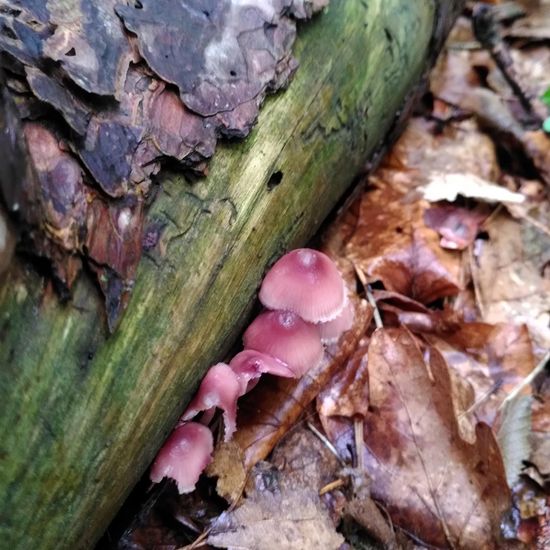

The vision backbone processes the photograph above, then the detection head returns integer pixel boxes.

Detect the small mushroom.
[259,248,346,323]
[150,421,214,494]
[243,310,323,376]
[318,300,355,344]
[229,349,296,395]
[181,362,240,441]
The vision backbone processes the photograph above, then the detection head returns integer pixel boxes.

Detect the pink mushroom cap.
[243,310,323,377]
[318,300,355,344]
[259,248,346,323]
[229,349,296,395]
[181,362,240,441]
[150,421,214,494]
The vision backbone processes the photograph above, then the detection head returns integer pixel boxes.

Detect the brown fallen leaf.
[207,488,344,550]
[459,86,550,188]
[379,117,500,188]
[426,321,535,426]
[325,328,513,548]
[471,213,550,353]
[317,343,370,419]
[345,180,463,304]
[270,428,343,493]
[430,24,494,108]
[523,130,550,187]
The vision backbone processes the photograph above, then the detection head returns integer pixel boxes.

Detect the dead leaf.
[471,213,550,353]
[270,429,343,492]
[345,180,463,304]
[208,489,344,550]
[317,343,370,418]
[530,378,550,481]
[523,130,550,187]
[427,322,536,427]
[379,117,500,188]
[506,4,550,41]
[360,328,511,548]
[207,440,248,503]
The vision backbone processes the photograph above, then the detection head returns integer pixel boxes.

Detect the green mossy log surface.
[0,1,463,547]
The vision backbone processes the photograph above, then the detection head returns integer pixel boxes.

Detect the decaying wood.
[0,1,464,548]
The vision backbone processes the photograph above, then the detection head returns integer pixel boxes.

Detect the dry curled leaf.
[345,180,463,304]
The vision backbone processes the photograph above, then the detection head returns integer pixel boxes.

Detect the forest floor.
[102,2,550,549]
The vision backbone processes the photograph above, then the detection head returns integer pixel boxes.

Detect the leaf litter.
[110,3,550,549]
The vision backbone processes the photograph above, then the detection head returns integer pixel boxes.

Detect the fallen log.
[0,1,464,547]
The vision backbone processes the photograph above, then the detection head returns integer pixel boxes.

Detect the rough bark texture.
[0,0,328,326]
[0,1,463,548]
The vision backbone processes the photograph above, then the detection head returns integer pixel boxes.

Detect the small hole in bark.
[202,10,210,17]
[395,226,403,234]
[134,0,143,8]
[65,47,76,56]
[267,170,283,190]
[230,70,236,77]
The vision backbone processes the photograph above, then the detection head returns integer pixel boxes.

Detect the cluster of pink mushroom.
[150,248,354,494]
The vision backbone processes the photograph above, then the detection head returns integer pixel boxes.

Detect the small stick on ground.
[500,351,550,409]
[354,264,383,329]
[307,421,346,466]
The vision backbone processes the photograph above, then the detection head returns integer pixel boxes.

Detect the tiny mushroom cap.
[318,300,355,344]
[229,349,296,395]
[150,421,214,494]
[243,310,323,377]
[259,248,346,323]
[181,362,240,441]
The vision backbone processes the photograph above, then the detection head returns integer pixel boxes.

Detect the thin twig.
[354,417,365,471]
[307,421,346,466]
[500,351,550,409]
[354,264,383,328]
[319,478,346,496]
[365,286,383,329]
[179,529,210,550]
[458,380,502,419]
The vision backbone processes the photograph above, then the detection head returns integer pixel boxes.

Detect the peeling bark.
[0,0,326,325]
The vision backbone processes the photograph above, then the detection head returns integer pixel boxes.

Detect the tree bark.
[0,1,463,547]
